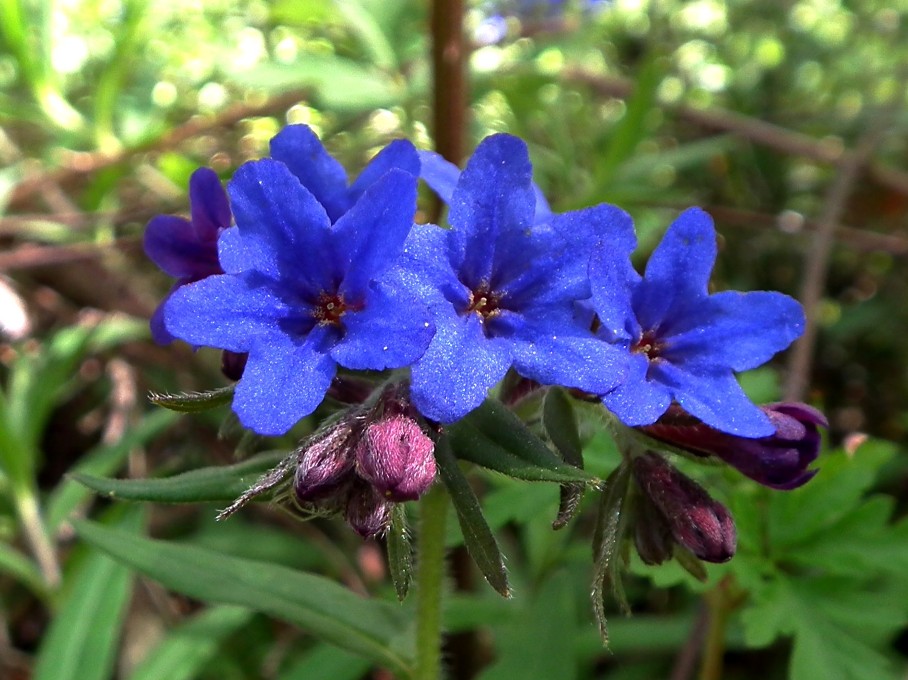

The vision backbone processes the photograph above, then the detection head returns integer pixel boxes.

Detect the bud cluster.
[292,382,437,538]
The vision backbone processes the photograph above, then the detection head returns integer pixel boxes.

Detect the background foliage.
[1,0,907,678]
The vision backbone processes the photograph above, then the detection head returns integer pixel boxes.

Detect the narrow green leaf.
[543,388,586,529]
[386,504,412,601]
[279,643,372,680]
[34,506,143,680]
[591,463,632,645]
[148,385,235,413]
[72,450,286,504]
[47,409,177,530]
[447,418,595,484]
[435,437,510,597]
[335,0,397,69]
[73,520,414,675]
[128,606,253,680]
[0,542,47,598]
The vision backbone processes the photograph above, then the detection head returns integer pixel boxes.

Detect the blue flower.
[400,134,633,423]
[144,167,231,344]
[162,155,434,435]
[269,125,420,224]
[589,207,805,437]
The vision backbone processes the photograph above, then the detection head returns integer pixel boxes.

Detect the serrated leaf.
[34,506,144,680]
[128,606,253,680]
[71,450,286,504]
[148,385,234,413]
[73,520,414,674]
[435,436,509,597]
[387,504,412,601]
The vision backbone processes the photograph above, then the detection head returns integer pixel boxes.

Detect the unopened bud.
[640,402,826,490]
[633,492,674,566]
[356,415,436,502]
[345,482,393,538]
[294,420,357,504]
[631,452,736,563]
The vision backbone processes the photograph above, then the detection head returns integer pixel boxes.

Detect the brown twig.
[7,89,309,211]
[563,67,908,198]
[784,84,904,401]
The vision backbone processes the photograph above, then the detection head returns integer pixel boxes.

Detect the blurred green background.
[1,1,907,679]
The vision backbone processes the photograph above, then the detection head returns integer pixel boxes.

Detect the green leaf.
[543,388,585,529]
[334,0,397,69]
[386,503,412,601]
[0,541,47,598]
[148,385,235,413]
[278,643,372,680]
[435,436,510,597]
[128,606,253,680]
[73,520,414,675]
[72,450,286,504]
[591,463,632,644]
[46,409,177,530]
[33,506,144,680]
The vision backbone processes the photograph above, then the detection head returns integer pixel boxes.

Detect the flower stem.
[415,483,449,680]
[698,575,735,680]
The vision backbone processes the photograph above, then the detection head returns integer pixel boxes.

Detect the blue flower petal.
[150,285,178,345]
[224,160,335,290]
[163,274,296,353]
[188,167,231,240]
[269,125,350,222]
[589,242,641,342]
[395,223,467,307]
[551,203,635,253]
[144,215,219,279]
[331,282,434,370]
[635,207,716,331]
[650,361,774,437]
[601,354,672,425]
[349,139,420,204]
[418,149,461,204]
[511,317,629,394]
[334,168,418,301]
[410,309,512,423]
[447,134,535,287]
[233,325,339,435]
[663,290,805,372]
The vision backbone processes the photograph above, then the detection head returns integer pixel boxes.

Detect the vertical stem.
[415,483,449,680]
[698,576,734,680]
[15,487,60,590]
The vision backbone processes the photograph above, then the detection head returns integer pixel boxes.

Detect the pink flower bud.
[355,415,436,502]
[294,421,357,503]
[345,483,393,538]
[631,452,736,563]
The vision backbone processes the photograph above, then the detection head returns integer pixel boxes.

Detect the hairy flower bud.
[640,402,826,490]
[355,415,436,502]
[294,420,357,504]
[345,482,393,538]
[633,492,674,566]
[631,452,736,563]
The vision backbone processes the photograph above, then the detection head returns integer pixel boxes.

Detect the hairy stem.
[415,483,449,680]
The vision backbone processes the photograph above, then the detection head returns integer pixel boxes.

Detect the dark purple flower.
[631,451,736,563]
[355,415,436,502]
[144,167,231,344]
[640,402,826,490]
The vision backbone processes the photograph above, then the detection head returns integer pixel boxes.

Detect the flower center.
[313,292,359,326]
[464,284,503,320]
[632,329,665,360]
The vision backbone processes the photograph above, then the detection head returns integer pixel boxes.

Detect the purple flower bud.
[345,482,393,538]
[294,421,357,503]
[220,350,248,381]
[631,452,736,563]
[633,491,674,566]
[355,415,436,502]
[640,402,826,490]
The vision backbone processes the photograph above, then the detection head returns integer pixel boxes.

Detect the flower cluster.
[146,124,821,540]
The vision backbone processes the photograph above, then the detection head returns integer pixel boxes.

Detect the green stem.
[414,483,449,680]
[15,486,60,591]
[698,575,734,680]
